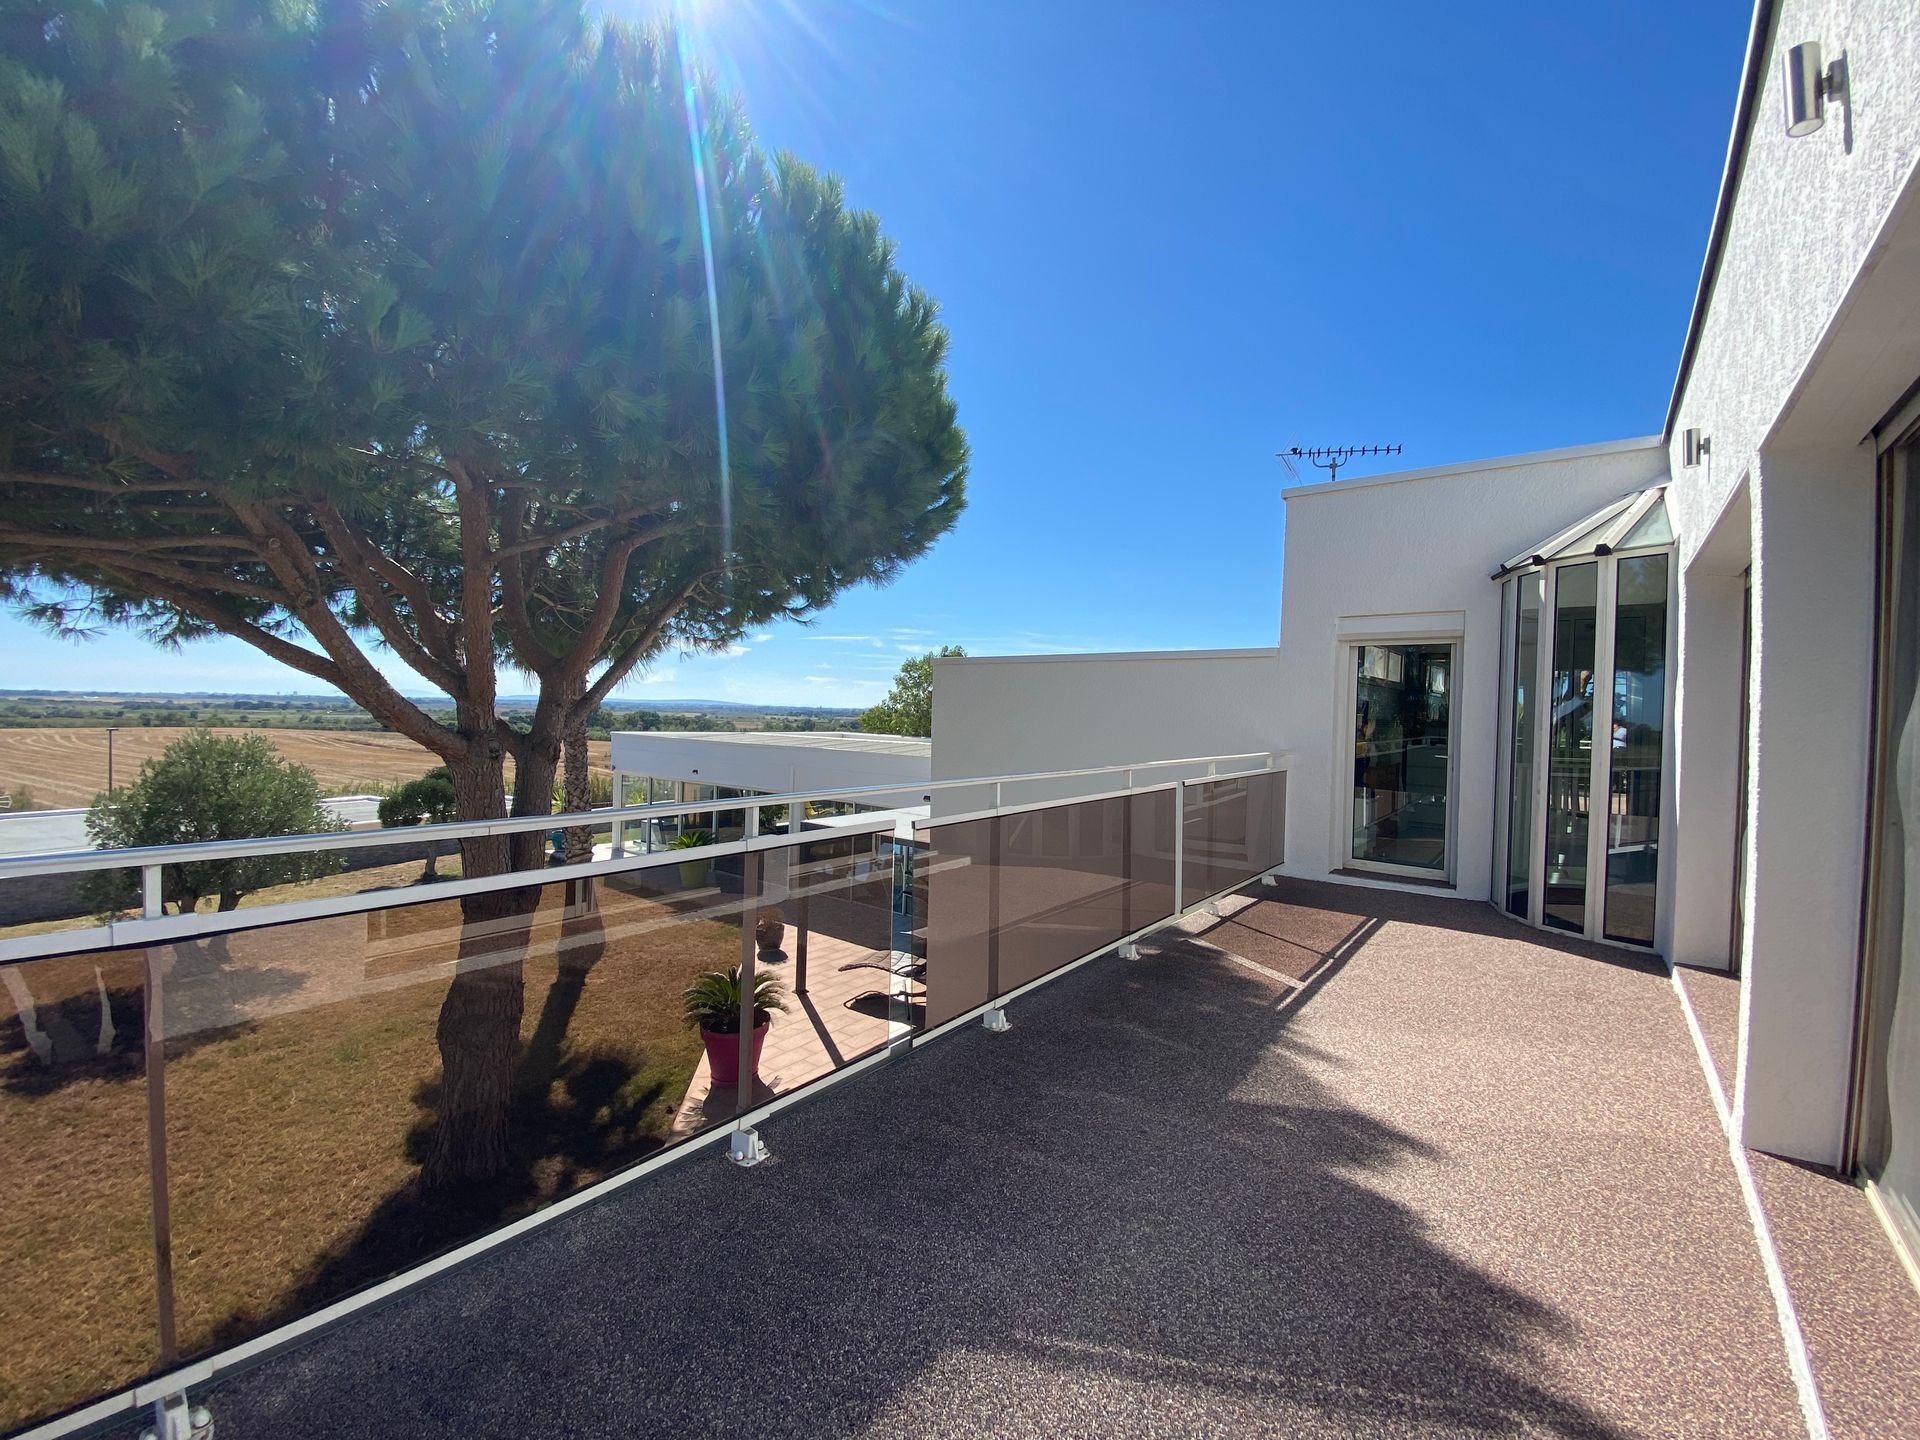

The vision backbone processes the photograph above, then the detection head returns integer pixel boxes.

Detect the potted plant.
[683,965,787,1089]
[671,829,714,889]
[755,907,786,955]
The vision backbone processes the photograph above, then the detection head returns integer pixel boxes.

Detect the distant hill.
[0,688,857,717]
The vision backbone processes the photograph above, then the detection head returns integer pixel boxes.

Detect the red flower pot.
[702,1021,769,1089]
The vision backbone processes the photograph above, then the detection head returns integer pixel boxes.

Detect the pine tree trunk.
[426,882,534,1186]
[561,696,593,864]
[420,738,535,1191]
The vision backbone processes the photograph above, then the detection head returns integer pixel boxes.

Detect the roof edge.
[1281,435,1664,501]
[935,647,1277,667]
[1663,0,1775,439]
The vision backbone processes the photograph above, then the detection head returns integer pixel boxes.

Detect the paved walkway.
[140,879,1902,1438]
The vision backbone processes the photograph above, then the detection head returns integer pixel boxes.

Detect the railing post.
[140,1390,211,1440]
[142,865,163,920]
[610,773,626,857]
[729,848,768,1166]
[982,813,1007,1031]
[1173,779,1186,914]
[795,885,810,995]
[142,945,179,1377]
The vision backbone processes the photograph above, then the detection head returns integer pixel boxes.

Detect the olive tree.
[377,765,460,878]
[81,730,346,914]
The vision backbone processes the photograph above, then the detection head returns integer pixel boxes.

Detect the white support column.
[610,772,626,857]
[1667,563,1747,968]
[1738,448,1876,1166]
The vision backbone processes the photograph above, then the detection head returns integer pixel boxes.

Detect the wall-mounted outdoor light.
[1682,427,1711,468]
[1782,41,1847,138]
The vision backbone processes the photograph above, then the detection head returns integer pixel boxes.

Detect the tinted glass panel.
[1182,771,1287,908]
[1604,554,1668,944]
[920,789,1182,1027]
[1352,645,1451,872]
[1544,563,1598,932]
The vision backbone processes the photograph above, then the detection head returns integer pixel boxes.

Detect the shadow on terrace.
[132,879,1808,1440]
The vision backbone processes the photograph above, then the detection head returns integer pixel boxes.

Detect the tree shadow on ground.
[2,933,306,1098]
[202,900,678,1349]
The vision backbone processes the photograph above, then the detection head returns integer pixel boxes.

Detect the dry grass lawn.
[0,728,618,810]
[0,873,739,1433]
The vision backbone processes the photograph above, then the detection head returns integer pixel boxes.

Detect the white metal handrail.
[0,750,1283,879]
[0,751,1287,965]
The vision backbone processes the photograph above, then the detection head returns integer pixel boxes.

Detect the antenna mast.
[1278,443,1403,482]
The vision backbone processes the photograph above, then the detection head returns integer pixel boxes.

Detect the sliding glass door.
[1543,564,1599,932]
[1491,499,1674,946]
[1857,432,1920,1262]
[1351,642,1453,876]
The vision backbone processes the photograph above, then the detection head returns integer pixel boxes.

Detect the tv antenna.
[1279,444,1403,482]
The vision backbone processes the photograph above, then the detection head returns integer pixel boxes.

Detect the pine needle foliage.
[0,0,968,836]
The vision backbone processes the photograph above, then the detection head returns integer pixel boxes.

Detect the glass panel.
[746,832,904,1106]
[1182,771,1286,908]
[1506,575,1543,917]
[0,948,157,1433]
[1604,554,1668,944]
[1544,563,1599,932]
[1555,506,1632,560]
[0,867,140,942]
[1352,644,1451,872]
[1619,494,1675,550]
[918,816,994,1030]
[1861,441,1920,1258]
[155,864,742,1365]
[920,789,1182,1028]
[182,834,513,911]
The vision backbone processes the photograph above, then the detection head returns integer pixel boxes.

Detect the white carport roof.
[607,730,931,804]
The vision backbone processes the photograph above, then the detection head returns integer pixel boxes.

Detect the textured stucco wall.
[929,649,1285,816]
[1276,442,1668,898]
[1663,0,1920,1167]
[1666,0,1920,549]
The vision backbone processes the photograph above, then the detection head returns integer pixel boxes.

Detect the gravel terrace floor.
[109,878,1918,1439]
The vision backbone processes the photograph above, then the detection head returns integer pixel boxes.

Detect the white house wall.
[1276,441,1669,899]
[929,649,1285,816]
[1665,0,1920,1167]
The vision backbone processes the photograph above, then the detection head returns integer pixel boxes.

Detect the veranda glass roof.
[1491,485,1672,579]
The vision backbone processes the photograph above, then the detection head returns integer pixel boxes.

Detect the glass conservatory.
[1492,486,1675,948]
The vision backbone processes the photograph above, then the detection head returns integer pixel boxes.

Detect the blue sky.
[0,0,1750,708]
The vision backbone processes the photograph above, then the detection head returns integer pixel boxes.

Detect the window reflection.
[1353,643,1452,872]
[1506,575,1543,917]
[1604,555,1668,944]
[1544,564,1598,932]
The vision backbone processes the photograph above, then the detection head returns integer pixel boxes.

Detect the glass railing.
[0,754,1284,1436]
